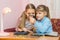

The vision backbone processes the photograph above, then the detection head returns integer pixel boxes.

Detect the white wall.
[50,0,60,18]
[28,0,50,7]
[0,0,60,30]
[55,0,60,18]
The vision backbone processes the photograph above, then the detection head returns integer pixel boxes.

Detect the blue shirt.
[34,17,53,34]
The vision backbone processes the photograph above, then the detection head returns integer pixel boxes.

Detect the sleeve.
[34,21,42,33]
[41,20,52,33]
[34,19,52,33]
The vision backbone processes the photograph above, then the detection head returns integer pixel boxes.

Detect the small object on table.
[14,31,29,35]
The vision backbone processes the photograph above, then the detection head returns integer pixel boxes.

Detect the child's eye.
[28,13,30,15]
[28,13,35,15]
[38,13,41,14]
[32,13,34,14]
[32,13,35,14]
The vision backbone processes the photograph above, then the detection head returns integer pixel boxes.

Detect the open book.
[32,32,58,37]
[14,31,58,37]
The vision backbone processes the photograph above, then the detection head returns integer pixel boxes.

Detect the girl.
[15,3,36,35]
[34,5,52,34]
[30,5,58,36]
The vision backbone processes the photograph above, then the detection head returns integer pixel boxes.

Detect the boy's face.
[25,9,35,17]
[36,11,47,20]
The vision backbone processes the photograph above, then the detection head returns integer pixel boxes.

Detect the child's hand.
[29,16,36,24]
[22,28,28,32]
[17,28,23,32]
[28,31,34,35]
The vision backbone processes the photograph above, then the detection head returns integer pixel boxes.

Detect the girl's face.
[36,11,47,20]
[25,9,35,18]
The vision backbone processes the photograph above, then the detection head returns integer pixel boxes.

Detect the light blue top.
[25,19,32,30]
[34,17,53,34]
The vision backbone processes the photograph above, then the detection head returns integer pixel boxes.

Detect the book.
[14,31,29,35]
[32,32,58,37]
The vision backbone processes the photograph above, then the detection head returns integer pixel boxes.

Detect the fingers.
[22,28,28,32]
[17,28,23,32]
[29,17,36,24]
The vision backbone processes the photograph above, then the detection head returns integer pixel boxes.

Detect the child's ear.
[44,11,47,16]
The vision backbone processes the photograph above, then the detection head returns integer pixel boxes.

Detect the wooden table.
[0,32,59,40]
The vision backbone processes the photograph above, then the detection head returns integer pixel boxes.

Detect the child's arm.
[15,16,22,31]
[22,28,34,35]
[34,19,52,33]
[17,28,23,31]
[29,16,36,24]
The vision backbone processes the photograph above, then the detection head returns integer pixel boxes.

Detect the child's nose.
[36,16,39,18]
[36,14,39,16]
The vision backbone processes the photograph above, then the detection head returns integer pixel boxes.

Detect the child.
[35,5,52,33]
[15,4,36,35]
[30,5,58,36]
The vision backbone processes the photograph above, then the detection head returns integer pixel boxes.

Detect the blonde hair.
[18,4,36,31]
[18,11,26,29]
[36,5,50,19]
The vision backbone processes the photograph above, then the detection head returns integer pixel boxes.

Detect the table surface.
[0,32,59,40]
